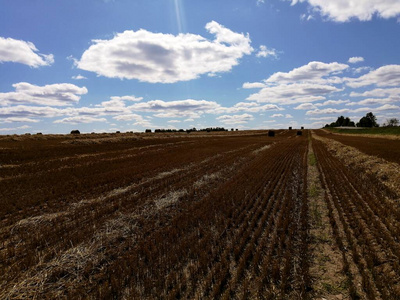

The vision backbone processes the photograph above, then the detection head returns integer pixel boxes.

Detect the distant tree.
[383,118,399,127]
[324,116,355,128]
[357,112,378,127]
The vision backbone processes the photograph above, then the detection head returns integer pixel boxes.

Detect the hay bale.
[297,131,302,136]
[268,130,275,137]
[289,127,292,130]
[145,129,152,133]
[70,130,80,134]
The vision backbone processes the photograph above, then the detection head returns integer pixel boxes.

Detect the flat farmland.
[1,130,400,299]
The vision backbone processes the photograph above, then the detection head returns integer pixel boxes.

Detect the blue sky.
[1,0,400,133]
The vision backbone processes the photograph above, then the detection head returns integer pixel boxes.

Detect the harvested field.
[1,130,399,299]
[317,129,400,164]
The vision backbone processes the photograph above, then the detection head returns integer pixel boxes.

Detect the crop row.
[1,131,311,299]
[313,137,400,299]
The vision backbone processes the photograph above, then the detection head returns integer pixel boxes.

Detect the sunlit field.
[1,130,400,299]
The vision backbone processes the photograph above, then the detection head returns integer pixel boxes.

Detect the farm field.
[316,129,400,164]
[1,130,400,299]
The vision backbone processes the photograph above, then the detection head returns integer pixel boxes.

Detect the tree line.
[324,112,399,128]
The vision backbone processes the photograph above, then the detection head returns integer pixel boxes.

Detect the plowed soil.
[1,130,399,299]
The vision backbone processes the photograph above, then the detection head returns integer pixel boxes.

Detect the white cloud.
[348,57,364,64]
[306,116,337,121]
[167,120,181,123]
[0,117,39,123]
[242,82,267,89]
[246,83,337,104]
[306,108,350,115]
[0,37,54,67]
[285,114,293,118]
[353,66,373,74]
[0,82,88,106]
[256,45,278,58]
[129,99,222,118]
[350,87,400,99]
[265,61,348,84]
[133,119,154,128]
[374,104,400,111]
[217,113,254,124]
[0,125,31,132]
[0,105,67,118]
[72,75,87,80]
[300,14,314,21]
[227,102,284,113]
[315,99,350,106]
[356,98,393,106]
[271,114,284,118]
[54,116,107,124]
[110,95,143,102]
[77,21,253,83]
[289,0,400,22]
[346,65,400,88]
[294,103,317,110]
[113,114,145,122]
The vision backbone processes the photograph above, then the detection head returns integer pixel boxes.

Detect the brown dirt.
[308,139,351,300]
[313,130,400,198]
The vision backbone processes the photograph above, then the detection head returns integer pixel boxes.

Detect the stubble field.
[1,130,399,299]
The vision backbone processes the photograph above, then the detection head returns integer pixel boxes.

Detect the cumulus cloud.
[315,100,350,106]
[54,116,107,124]
[0,82,88,106]
[227,102,283,113]
[76,21,253,83]
[265,61,348,84]
[288,0,400,22]
[242,82,267,89]
[294,103,317,110]
[256,45,278,58]
[305,108,350,115]
[0,37,54,67]
[348,57,364,64]
[346,65,400,88]
[217,113,254,124]
[113,114,145,121]
[350,87,400,99]
[0,105,67,118]
[110,95,143,102]
[72,75,87,80]
[246,83,338,104]
[129,99,222,118]
[355,98,393,106]
[0,117,40,123]
[353,66,373,74]
[271,114,284,118]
